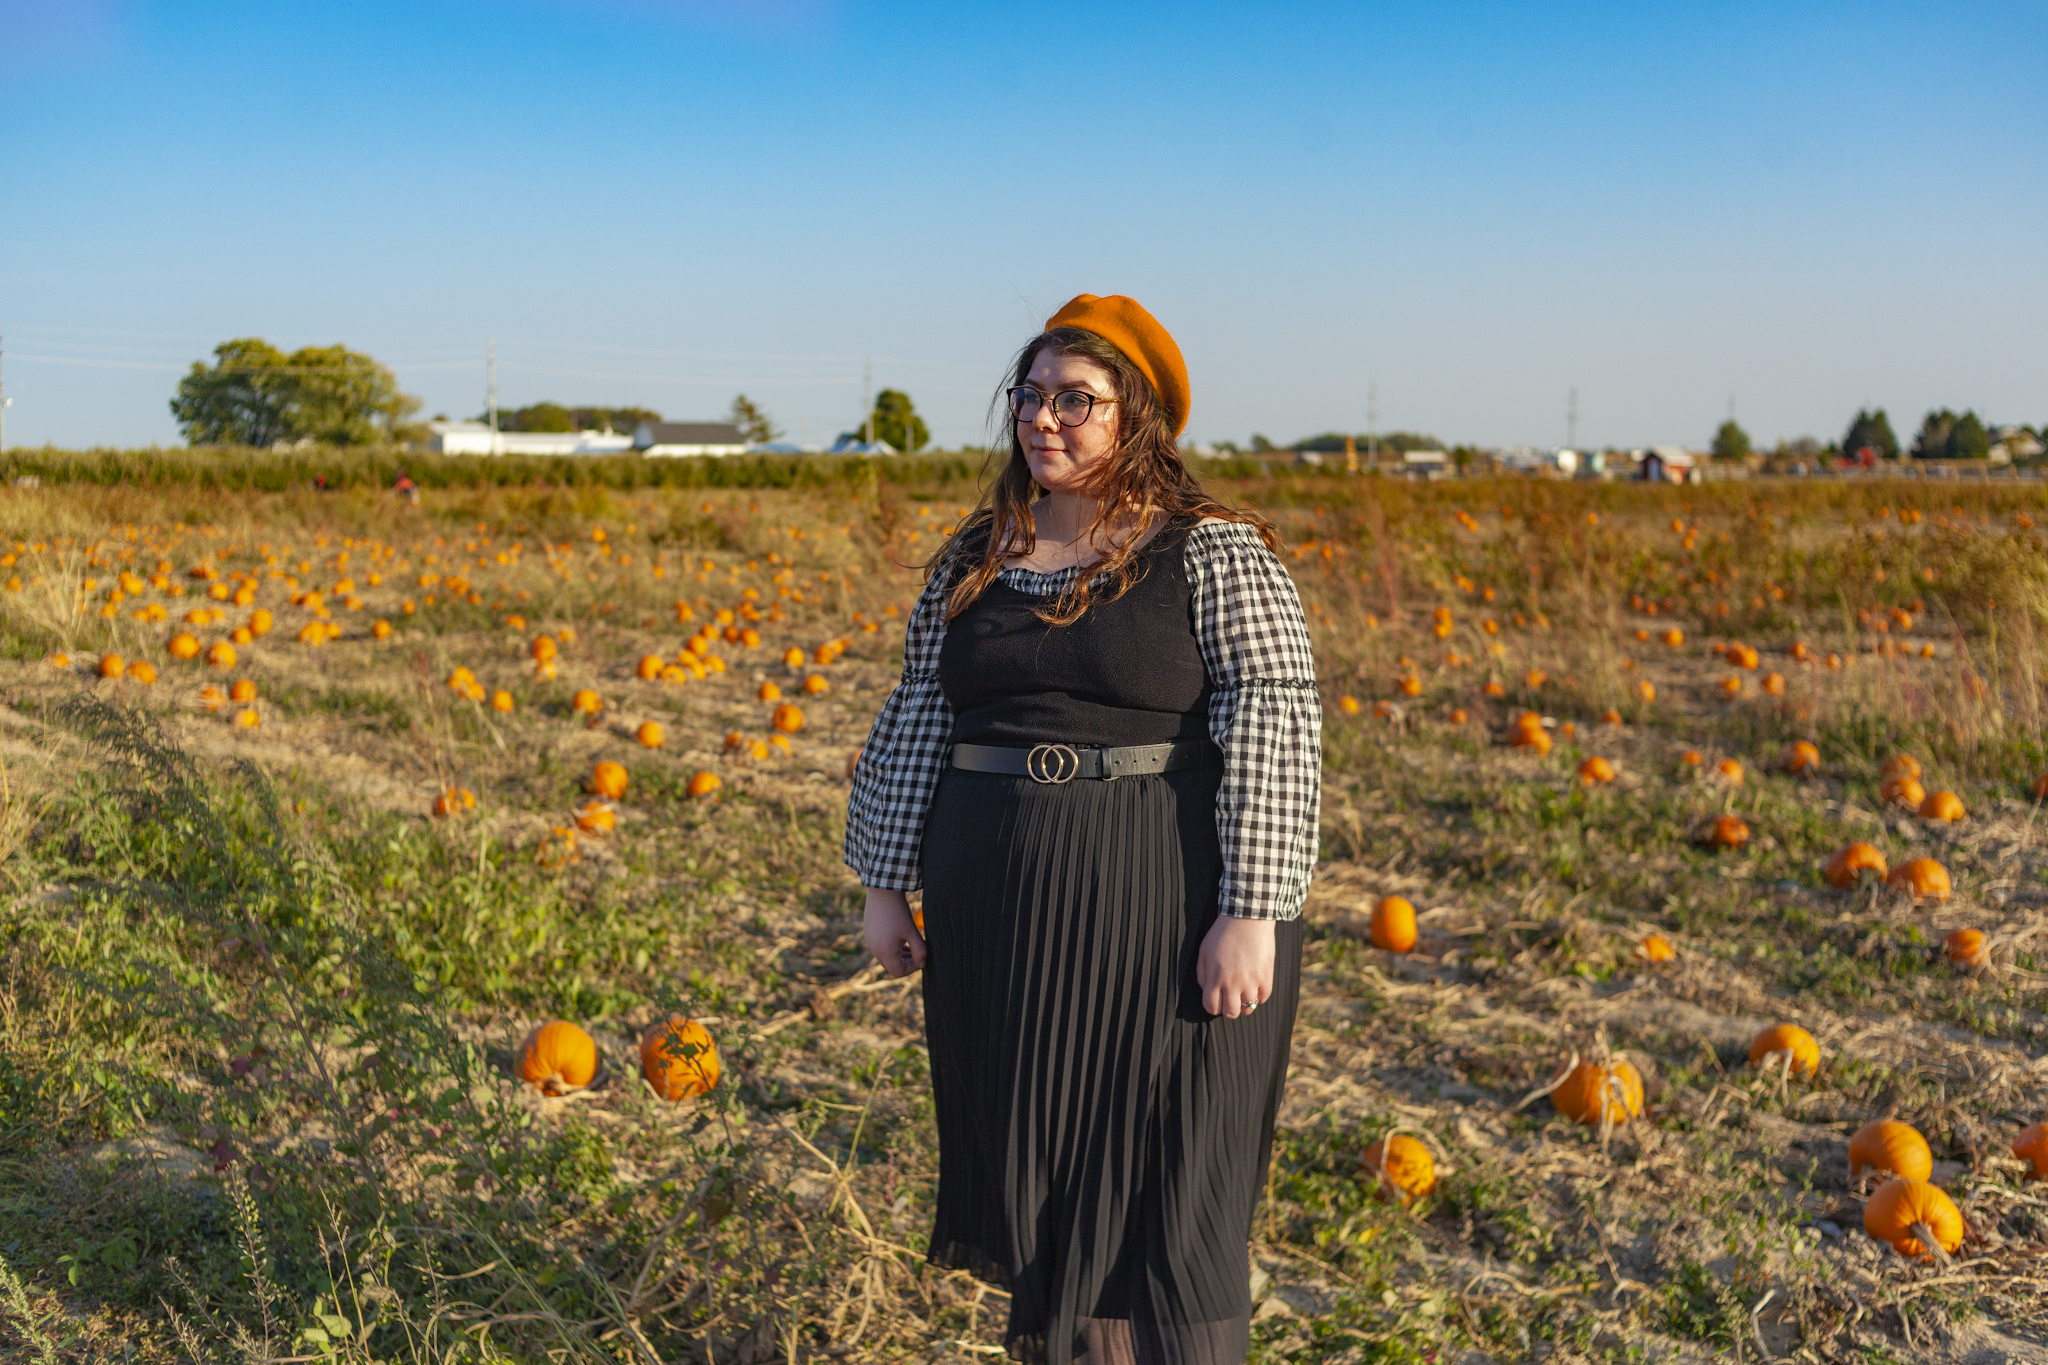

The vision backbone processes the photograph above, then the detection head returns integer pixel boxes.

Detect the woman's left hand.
[1198,915,1276,1018]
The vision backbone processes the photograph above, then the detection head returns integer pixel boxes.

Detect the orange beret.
[1043,293,1190,436]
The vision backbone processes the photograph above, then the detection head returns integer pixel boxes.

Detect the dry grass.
[0,465,2046,1363]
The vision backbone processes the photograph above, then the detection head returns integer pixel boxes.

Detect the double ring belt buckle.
[1025,743,1081,784]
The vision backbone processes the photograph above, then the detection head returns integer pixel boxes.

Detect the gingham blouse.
[844,520,1321,921]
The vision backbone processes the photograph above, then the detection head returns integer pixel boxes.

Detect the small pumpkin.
[687,770,722,797]
[574,801,616,835]
[1577,756,1616,785]
[167,632,201,660]
[1882,753,1923,780]
[803,673,831,696]
[1717,758,1744,784]
[2012,1122,2048,1177]
[637,654,664,680]
[530,634,557,661]
[1640,933,1675,964]
[637,721,665,748]
[371,618,393,640]
[782,647,805,667]
[230,678,258,702]
[491,689,515,714]
[758,681,783,703]
[1880,774,1926,808]
[1661,628,1683,647]
[206,641,237,669]
[1362,1134,1436,1204]
[772,703,805,734]
[1943,927,1987,967]
[1889,857,1951,901]
[1748,1023,1820,1078]
[571,689,603,715]
[1862,1177,1964,1259]
[1848,1120,1933,1183]
[98,652,126,678]
[1370,896,1418,953]
[1825,842,1888,888]
[641,1014,721,1100]
[1709,814,1750,849]
[1781,740,1820,774]
[519,1020,599,1095]
[127,660,158,684]
[232,707,260,729]
[1919,789,1966,822]
[590,760,628,800]
[1550,1058,1644,1127]
[1679,750,1704,767]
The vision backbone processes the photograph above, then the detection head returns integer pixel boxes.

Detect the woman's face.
[1018,351,1119,496]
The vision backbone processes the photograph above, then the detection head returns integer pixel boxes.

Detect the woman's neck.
[1031,490,1099,547]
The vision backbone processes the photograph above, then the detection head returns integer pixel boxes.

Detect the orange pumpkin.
[518,1020,599,1095]
[1370,896,1418,953]
[641,1015,721,1100]
[371,618,393,640]
[636,721,665,748]
[2012,1122,2048,1178]
[1882,753,1922,780]
[98,652,125,678]
[758,681,783,703]
[1889,857,1952,901]
[803,673,831,696]
[230,678,258,702]
[1780,740,1820,774]
[530,635,557,661]
[1748,1024,1820,1078]
[1577,756,1616,785]
[1717,758,1744,784]
[637,654,664,680]
[491,690,514,714]
[1640,933,1675,964]
[1361,1134,1436,1203]
[126,660,158,684]
[574,801,616,835]
[772,703,805,734]
[782,647,805,667]
[1550,1058,1644,1126]
[1825,842,1888,888]
[1848,1120,1933,1183]
[1880,774,1926,808]
[1919,789,1966,822]
[1862,1177,1964,1259]
[206,641,237,669]
[1679,750,1704,767]
[232,707,260,730]
[1943,927,1987,966]
[590,760,628,800]
[687,771,722,797]
[1709,814,1750,849]
[167,632,201,660]
[571,689,602,715]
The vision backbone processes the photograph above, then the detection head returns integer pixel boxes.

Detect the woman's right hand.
[863,886,927,978]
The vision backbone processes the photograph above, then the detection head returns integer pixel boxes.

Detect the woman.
[844,294,1321,1365]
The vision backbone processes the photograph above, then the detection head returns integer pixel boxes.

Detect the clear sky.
[3,0,2043,453]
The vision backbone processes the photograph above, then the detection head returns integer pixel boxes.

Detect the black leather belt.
[949,740,1210,784]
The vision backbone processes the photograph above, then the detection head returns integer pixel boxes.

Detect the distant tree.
[1912,409,1958,459]
[728,394,782,445]
[1212,439,1243,455]
[1293,430,1442,454]
[861,389,928,452]
[1710,419,1752,462]
[488,404,661,433]
[1249,433,1276,453]
[506,402,575,432]
[171,338,419,447]
[1843,408,1899,461]
[1950,410,1990,459]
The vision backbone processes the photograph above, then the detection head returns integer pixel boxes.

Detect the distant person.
[394,472,419,505]
[845,294,1319,1365]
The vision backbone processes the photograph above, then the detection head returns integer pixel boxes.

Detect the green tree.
[1710,419,1752,462]
[1950,410,1990,459]
[169,338,295,447]
[505,402,576,432]
[1912,409,1958,459]
[1843,408,1898,461]
[861,389,927,452]
[170,338,420,447]
[728,394,782,445]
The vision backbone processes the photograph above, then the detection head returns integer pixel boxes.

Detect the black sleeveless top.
[937,518,1211,749]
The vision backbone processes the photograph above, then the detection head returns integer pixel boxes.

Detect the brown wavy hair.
[934,325,1275,626]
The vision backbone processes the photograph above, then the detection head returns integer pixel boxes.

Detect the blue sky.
[2,0,2043,452]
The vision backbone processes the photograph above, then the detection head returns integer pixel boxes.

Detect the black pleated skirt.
[920,764,1303,1365]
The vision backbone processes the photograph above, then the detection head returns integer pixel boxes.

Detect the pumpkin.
[1717,758,1744,784]
[1862,1177,1964,1259]
[1789,640,1812,662]
[1943,927,1986,966]
[2012,1122,2048,1177]
[1889,857,1952,901]
[205,641,236,668]
[127,660,158,684]
[1370,896,1417,952]
[491,690,515,714]
[571,689,602,715]
[1730,644,1760,670]
[1662,628,1684,647]
[1640,933,1675,963]
[230,678,258,702]
[1825,842,1888,888]
[1448,708,1468,725]
[1781,741,1820,774]
[1577,756,1616,785]
[98,653,125,678]
[1524,669,1546,689]
[782,647,805,668]
[1362,1134,1436,1203]
[518,1020,599,1095]
[1709,814,1750,849]
[199,685,226,711]
[1483,680,1506,698]
[1919,790,1966,822]
[1882,753,1923,780]
[637,654,664,680]
[758,681,783,703]
[1880,774,1926,808]
[641,1015,721,1100]
[1748,1023,1820,1078]
[1761,671,1786,696]
[574,801,616,835]
[590,761,628,800]
[772,703,805,734]
[1719,676,1743,697]
[233,708,260,729]
[371,618,392,640]
[633,720,664,748]
[447,666,476,692]
[249,608,274,636]
[167,633,201,660]
[687,771,722,797]
[1679,750,1703,767]
[1848,1120,1933,1183]
[1550,1058,1643,1126]
[1635,680,1655,703]
[530,634,557,661]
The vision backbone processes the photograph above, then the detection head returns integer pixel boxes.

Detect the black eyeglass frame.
[1007,386,1118,428]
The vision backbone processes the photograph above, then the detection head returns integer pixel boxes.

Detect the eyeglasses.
[1007,386,1116,427]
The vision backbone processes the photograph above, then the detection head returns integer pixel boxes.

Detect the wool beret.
[1043,294,1190,436]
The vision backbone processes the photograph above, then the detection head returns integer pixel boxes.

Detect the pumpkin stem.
[1909,1220,1954,1268]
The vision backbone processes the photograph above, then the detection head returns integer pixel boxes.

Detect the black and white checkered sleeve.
[843,564,957,890]
[1187,522,1322,922]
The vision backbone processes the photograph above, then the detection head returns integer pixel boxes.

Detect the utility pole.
[487,338,499,454]
[1567,386,1578,450]
[863,356,873,450]
[1366,380,1378,471]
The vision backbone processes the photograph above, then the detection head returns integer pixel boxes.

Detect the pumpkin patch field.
[5,456,2048,1363]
